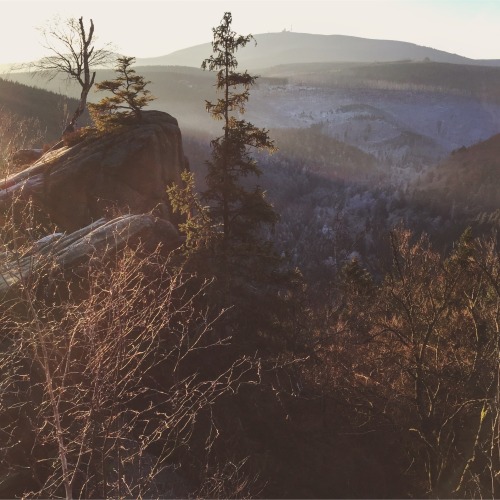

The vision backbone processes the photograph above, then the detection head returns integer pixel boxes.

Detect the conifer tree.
[88,56,154,131]
[201,12,278,274]
[192,12,302,346]
[169,13,303,349]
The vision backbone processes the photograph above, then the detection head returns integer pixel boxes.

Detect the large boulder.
[0,110,188,231]
[0,214,181,298]
[0,110,189,297]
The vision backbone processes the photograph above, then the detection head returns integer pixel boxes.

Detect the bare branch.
[30,16,115,133]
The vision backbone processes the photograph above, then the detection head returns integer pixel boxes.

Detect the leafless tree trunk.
[32,16,114,134]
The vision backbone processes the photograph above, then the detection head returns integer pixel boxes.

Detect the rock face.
[9,148,43,167]
[0,110,188,231]
[0,111,188,297]
[0,214,181,297]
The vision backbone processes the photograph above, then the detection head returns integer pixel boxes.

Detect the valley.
[3,58,500,281]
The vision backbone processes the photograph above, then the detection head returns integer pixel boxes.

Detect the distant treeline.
[267,61,500,102]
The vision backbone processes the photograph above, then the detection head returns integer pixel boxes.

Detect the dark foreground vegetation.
[0,210,498,498]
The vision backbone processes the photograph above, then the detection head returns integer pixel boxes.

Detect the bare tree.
[33,16,114,134]
[0,209,261,498]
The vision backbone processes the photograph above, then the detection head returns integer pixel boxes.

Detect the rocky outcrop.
[0,111,188,297]
[0,214,181,297]
[0,110,188,231]
[9,148,43,167]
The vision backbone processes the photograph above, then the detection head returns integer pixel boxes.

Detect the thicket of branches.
[300,226,500,498]
[0,108,45,176]
[0,210,264,498]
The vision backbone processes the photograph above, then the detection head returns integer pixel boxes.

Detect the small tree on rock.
[88,56,155,131]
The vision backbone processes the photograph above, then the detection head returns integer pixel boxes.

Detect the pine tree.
[166,170,215,253]
[195,13,305,347]
[88,56,154,131]
[167,13,290,345]
[201,12,279,278]
[168,13,305,350]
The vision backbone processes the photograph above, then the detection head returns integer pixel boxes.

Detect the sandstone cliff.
[0,214,180,297]
[0,110,188,231]
[0,110,187,296]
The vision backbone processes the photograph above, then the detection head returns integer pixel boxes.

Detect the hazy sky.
[0,0,499,64]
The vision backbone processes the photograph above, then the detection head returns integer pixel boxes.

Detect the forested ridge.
[0,77,85,143]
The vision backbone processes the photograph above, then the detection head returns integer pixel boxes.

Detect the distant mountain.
[474,59,500,67]
[135,32,482,69]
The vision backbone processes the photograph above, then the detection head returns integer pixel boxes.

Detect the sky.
[0,0,499,64]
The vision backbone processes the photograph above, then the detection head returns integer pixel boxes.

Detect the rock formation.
[0,110,187,296]
[0,214,180,297]
[9,148,43,167]
[0,110,188,231]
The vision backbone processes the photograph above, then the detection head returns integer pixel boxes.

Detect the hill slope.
[413,134,500,229]
[432,134,500,209]
[0,77,83,142]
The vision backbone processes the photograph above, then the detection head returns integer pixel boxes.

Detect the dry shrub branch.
[0,212,261,498]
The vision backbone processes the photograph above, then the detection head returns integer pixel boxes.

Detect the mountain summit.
[136,32,475,69]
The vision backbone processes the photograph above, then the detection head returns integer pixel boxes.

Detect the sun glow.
[0,0,499,66]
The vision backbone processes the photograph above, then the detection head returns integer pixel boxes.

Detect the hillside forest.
[0,12,499,500]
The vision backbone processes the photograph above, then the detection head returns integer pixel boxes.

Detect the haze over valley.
[4,31,499,265]
[3,30,500,272]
